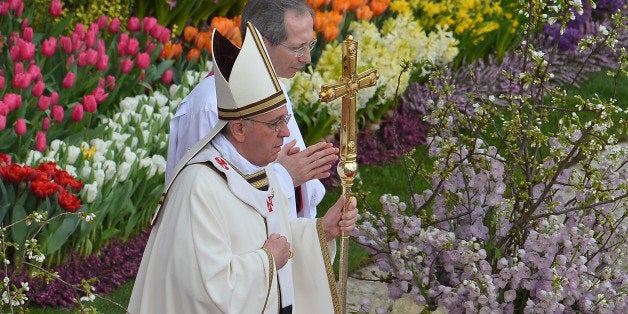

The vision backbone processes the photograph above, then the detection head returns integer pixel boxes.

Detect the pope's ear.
[227,120,247,143]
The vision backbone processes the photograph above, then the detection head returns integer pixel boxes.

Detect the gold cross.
[318,34,378,314]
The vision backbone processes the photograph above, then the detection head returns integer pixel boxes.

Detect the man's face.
[265,10,314,79]
[241,107,291,166]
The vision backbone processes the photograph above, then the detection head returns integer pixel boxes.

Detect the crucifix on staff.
[319,34,379,314]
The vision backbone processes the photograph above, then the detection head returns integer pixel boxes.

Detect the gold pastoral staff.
[319,34,378,314]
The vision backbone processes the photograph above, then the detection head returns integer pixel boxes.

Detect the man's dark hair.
[240,0,314,46]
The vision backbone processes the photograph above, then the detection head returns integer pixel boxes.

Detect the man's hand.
[263,234,291,269]
[276,140,339,187]
[321,195,358,241]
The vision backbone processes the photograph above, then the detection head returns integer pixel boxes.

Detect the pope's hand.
[276,140,339,187]
[321,195,358,241]
[263,234,291,269]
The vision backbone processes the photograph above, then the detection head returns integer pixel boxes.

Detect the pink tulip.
[145,42,156,54]
[62,71,75,88]
[35,131,46,152]
[13,38,35,61]
[117,34,128,56]
[13,62,24,74]
[12,73,30,89]
[160,28,172,44]
[27,62,41,81]
[0,101,6,115]
[142,17,157,33]
[37,95,51,111]
[97,38,106,55]
[50,91,59,105]
[97,16,108,29]
[0,3,9,16]
[125,38,139,55]
[41,37,57,57]
[149,25,164,41]
[77,51,88,67]
[14,118,27,136]
[106,75,116,90]
[0,115,6,130]
[127,17,140,32]
[109,17,120,34]
[86,24,98,48]
[51,105,64,123]
[97,54,109,71]
[71,104,84,121]
[120,58,133,73]
[73,23,85,40]
[83,95,97,113]
[4,93,22,111]
[0,74,4,90]
[60,36,73,54]
[92,87,109,103]
[42,117,51,131]
[86,49,98,65]
[66,54,75,68]
[49,0,62,17]
[11,0,23,17]
[161,69,173,84]
[22,26,33,42]
[31,80,45,97]
[136,52,150,70]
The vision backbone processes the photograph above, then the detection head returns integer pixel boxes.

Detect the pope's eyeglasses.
[279,39,317,58]
[245,114,292,132]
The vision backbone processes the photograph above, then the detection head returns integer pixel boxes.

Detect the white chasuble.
[128,145,339,314]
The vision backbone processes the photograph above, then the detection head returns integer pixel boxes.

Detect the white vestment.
[128,143,338,314]
[166,74,325,219]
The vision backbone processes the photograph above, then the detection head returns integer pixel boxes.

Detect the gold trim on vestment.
[218,91,286,120]
[261,247,275,313]
[317,219,341,313]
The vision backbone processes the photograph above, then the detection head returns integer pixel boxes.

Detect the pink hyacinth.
[49,0,62,17]
[136,52,150,69]
[35,131,46,152]
[14,118,27,136]
[71,104,84,121]
[50,105,64,123]
[127,17,140,32]
[62,71,75,88]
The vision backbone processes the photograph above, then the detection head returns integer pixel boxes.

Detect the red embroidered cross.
[215,157,229,170]
[266,194,274,212]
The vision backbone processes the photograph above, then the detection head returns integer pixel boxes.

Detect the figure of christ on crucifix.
[319,34,379,314]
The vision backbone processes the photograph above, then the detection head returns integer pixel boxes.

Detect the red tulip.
[37,95,50,111]
[83,95,97,113]
[161,69,173,84]
[31,80,45,97]
[62,71,75,88]
[42,117,51,131]
[136,52,150,70]
[71,104,84,121]
[49,0,62,17]
[109,17,121,33]
[51,105,64,123]
[121,58,133,73]
[35,131,46,152]
[58,189,82,212]
[127,17,140,32]
[41,37,57,57]
[14,118,27,136]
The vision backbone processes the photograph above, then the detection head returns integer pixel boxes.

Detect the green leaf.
[43,215,81,255]
[10,203,28,245]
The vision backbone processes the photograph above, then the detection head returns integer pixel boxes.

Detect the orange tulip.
[332,0,350,14]
[348,0,367,10]
[195,30,212,51]
[187,48,201,62]
[211,16,242,47]
[161,42,183,59]
[183,25,198,44]
[307,0,331,9]
[369,0,390,16]
[356,5,373,20]
[322,23,340,41]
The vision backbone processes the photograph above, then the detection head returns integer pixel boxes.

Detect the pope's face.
[265,10,314,79]
[241,107,290,166]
